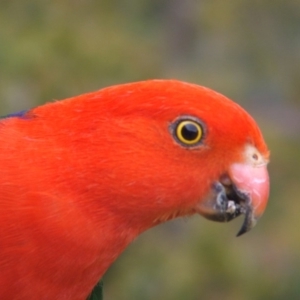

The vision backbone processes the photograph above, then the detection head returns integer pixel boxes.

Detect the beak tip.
[236,208,259,237]
[236,225,250,237]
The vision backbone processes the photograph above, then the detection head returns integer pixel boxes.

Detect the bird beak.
[196,161,269,236]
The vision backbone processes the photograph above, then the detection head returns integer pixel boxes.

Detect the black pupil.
[181,123,199,140]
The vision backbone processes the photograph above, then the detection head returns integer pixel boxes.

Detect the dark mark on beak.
[202,180,257,236]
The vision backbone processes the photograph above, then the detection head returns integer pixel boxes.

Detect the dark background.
[1,1,300,299]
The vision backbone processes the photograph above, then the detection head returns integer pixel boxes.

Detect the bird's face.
[59,80,269,236]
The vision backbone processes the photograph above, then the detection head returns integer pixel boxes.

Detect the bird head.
[33,80,270,236]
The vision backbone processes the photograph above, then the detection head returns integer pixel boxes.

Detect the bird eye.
[175,119,203,146]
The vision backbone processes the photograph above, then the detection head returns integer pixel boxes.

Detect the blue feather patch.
[0,110,30,120]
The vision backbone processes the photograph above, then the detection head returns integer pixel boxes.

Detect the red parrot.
[0,80,269,299]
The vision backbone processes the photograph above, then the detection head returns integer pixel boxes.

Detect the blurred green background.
[1,1,300,299]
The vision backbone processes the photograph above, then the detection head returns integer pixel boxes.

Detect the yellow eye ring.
[175,120,203,145]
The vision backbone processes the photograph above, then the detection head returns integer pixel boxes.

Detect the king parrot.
[0,80,269,299]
